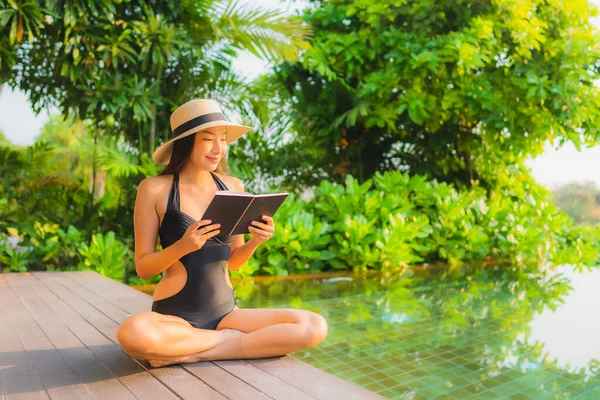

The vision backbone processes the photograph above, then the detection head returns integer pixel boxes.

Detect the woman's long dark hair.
[158,133,230,176]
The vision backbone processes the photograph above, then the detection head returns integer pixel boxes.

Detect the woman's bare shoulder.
[137,175,173,197]
[216,173,244,191]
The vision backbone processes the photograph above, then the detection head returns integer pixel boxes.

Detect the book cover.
[201,191,289,236]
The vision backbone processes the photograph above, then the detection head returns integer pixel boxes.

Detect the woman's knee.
[117,312,162,354]
[298,312,328,348]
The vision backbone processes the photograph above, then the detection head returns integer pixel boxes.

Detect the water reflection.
[133,265,600,398]
[529,266,600,372]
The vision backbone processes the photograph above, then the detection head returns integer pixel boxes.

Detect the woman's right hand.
[177,219,221,254]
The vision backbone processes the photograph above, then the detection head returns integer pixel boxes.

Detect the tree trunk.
[95,170,107,200]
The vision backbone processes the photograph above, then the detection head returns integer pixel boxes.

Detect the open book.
[201,191,289,236]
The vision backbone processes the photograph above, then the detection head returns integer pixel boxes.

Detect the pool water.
[134,265,600,399]
[230,265,600,399]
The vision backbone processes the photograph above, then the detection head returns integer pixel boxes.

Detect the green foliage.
[0,221,138,282]
[0,129,10,146]
[0,235,31,272]
[77,231,131,280]
[261,0,600,188]
[1,0,598,280]
[552,224,600,271]
[0,0,312,158]
[233,194,335,278]
[2,128,598,278]
[238,170,600,276]
[0,115,161,243]
[310,174,428,270]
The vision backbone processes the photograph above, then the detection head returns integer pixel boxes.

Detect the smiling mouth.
[207,156,219,162]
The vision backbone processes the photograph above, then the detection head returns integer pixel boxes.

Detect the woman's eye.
[203,138,213,141]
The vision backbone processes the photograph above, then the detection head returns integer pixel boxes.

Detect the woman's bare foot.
[148,354,194,368]
[148,329,245,368]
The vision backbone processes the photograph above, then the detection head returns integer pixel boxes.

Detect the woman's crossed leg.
[117,306,328,367]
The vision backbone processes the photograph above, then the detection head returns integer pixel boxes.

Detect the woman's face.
[190,126,228,171]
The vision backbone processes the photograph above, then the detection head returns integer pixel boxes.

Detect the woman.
[117,99,328,367]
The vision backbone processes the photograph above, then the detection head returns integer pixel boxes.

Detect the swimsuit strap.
[169,172,227,212]
[210,172,229,191]
[167,173,180,211]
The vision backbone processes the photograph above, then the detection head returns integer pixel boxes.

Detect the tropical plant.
[235,195,335,277]
[0,0,312,159]
[77,231,131,280]
[254,0,600,190]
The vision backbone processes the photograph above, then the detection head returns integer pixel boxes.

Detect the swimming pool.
[230,265,600,399]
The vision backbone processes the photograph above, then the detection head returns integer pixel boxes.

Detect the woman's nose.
[213,139,223,153]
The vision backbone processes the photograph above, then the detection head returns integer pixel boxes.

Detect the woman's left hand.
[248,215,275,244]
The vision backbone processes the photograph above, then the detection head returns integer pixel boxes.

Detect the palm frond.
[95,136,145,178]
[209,0,312,64]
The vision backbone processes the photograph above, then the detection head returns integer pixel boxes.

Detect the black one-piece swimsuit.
[151,172,237,330]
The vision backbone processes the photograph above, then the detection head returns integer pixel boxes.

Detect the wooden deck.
[0,271,383,400]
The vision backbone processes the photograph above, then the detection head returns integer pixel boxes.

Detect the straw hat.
[152,99,254,165]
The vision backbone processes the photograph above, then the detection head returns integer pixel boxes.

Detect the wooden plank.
[0,274,93,400]
[8,275,106,366]
[0,277,48,400]
[248,357,385,400]
[215,360,317,400]
[0,370,48,400]
[0,285,31,373]
[182,362,271,400]
[30,273,179,400]
[31,272,121,343]
[145,365,228,400]
[65,271,152,315]
[8,274,144,400]
[34,272,226,400]
[48,273,132,323]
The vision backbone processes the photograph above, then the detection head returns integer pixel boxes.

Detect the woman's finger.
[249,226,270,236]
[251,221,274,232]
[198,223,221,235]
[249,226,264,235]
[188,220,208,233]
[196,219,213,229]
[249,226,271,240]
[206,229,221,238]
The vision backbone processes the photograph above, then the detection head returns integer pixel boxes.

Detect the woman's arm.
[228,236,260,271]
[133,178,188,279]
[228,217,274,270]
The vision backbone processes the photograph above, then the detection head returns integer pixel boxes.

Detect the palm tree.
[1,0,312,223]
[0,0,46,92]
[131,0,312,153]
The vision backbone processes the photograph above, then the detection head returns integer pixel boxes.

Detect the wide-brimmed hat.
[152,99,254,165]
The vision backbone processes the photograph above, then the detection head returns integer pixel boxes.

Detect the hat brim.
[152,121,254,165]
